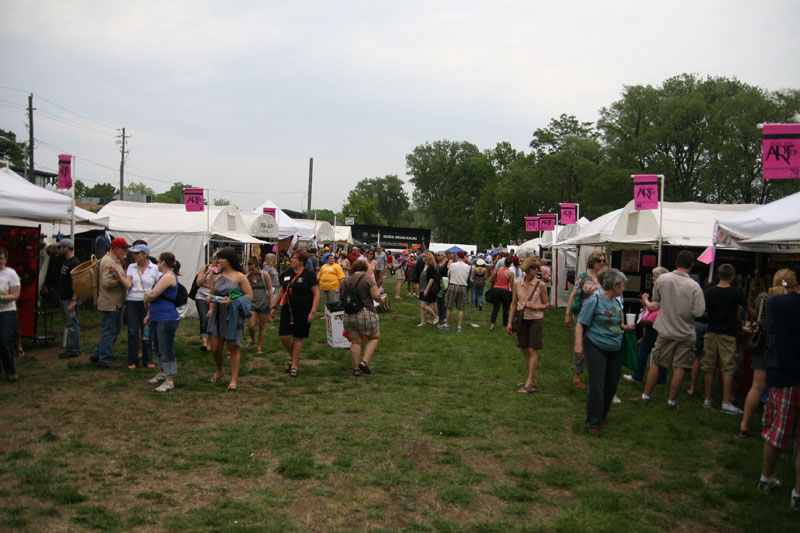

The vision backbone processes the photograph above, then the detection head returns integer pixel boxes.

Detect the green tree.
[155,182,196,204]
[340,175,410,227]
[307,209,336,224]
[86,183,117,204]
[340,195,386,226]
[406,140,494,242]
[213,198,231,206]
[0,128,27,167]
[74,180,88,200]
[124,181,155,198]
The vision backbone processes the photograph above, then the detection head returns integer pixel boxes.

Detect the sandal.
[573,379,587,390]
[246,341,253,351]
[209,372,225,383]
[289,368,298,378]
[284,361,292,373]
[417,323,426,327]
[352,369,362,377]
[256,349,263,355]
[738,429,751,439]
[227,384,238,391]
[518,385,537,394]
[358,361,371,375]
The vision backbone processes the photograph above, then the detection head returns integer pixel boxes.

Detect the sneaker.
[791,492,800,510]
[667,401,679,410]
[612,395,621,404]
[457,326,462,333]
[58,352,80,359]
[622,374,642,383]
[154,380,174,393]
[148,372,166,384]
[703,399,714,409]
[721,403,744,416]
[758,478,781,494]
[628,396,650,405]
[127,363,137,369]
[437,324,450,331]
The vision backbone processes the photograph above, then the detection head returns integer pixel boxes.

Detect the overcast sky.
[1,1,799,213]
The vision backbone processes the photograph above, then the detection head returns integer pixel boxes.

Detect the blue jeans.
[0,311,18,376]
[632,326,667,384]
[125,300,152,366]
[194,298,210,338]
[472,286,484,308]
[152,320,179,376]
[92,307,123,364]
[59,299,81,356]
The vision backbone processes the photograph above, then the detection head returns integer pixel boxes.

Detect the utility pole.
[27,93,35,184]
[117,127,129,200]
[307,157,313,217]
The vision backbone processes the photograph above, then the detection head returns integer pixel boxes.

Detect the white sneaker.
[612,395,622,404]
[721,403,743,415]
[457,326,462,333]
[703,399,714,409]
[758,477,781,494]
[148,372,166,384]
[154,380,174,393]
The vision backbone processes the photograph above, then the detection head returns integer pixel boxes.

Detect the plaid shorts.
[343,307,380,338]
[444,284,468,310]
[762,386,800,453]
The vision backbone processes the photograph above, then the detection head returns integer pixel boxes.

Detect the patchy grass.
[0,280,796,531]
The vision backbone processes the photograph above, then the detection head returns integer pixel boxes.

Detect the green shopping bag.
[621,330,638,372]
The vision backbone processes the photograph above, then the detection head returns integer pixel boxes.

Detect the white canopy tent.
[334,225,353,245]
[0,165,72,221]
[240,213,279,240]
[98,201,266,317]
[294,218,335,242]
[715,191,800,253]
[251,201,315,240]
[428,242,478,256]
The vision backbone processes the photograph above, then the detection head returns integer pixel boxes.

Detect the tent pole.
[657,174,665,267]
[206,189,210,264]
[70,156,75,241]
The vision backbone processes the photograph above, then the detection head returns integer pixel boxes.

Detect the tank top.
[494,267,511,290]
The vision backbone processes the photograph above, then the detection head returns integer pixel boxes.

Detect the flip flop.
[227,384,238,391]
[738,429,751,439]
[256,349,263,355]
[518,385,537,394]
[209,372,225,383]
[289,368,298,377]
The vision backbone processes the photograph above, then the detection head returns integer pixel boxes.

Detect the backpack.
[161,279,189,308]
[342,275,368,314]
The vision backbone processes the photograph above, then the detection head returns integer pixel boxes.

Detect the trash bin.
[325,302,350,348]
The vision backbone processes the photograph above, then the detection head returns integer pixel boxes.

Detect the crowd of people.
[1,240,799,509]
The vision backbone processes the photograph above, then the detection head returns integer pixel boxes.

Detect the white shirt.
[0,267,20,312]
[448,261,471,286]
[125,262,160,302]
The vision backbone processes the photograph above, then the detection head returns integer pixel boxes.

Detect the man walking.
[56,238,81,359]
[629,250,705,408]
[374,245,388,282]
[701,264,754,414]
[438,251,471,333]
[90,238,131,368]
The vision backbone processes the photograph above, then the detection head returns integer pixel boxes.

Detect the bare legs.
[519,348,539,391]
[280,335,303,372]
[418,301,438,326]
[349,332,380,373]
[741,369,766,434]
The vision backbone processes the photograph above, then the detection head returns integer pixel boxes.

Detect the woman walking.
[207,247,253,390]
[471,258,488,310]
[394,252,406,300]
[125,243,159,368]
[336,250,351,277]
[341,259,381,376]
[0,247,21,382]
[417,251,439,326]
[507,257,549,393]
[318,252,345,307]
[245,257,273,355]
[573,268,634,436]
[565,249,606,389]
[739,269,794,438]
[270,248,320,377]
[143,252,182,392]
[405,254,419,296]
[263,253,280,299]
[365,249,377,280]
[489,257,514,331]
[193,252,219,352]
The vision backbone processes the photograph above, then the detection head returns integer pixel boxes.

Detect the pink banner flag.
[697,246,715,265]
[262,207,277,218]
[762,123,800,180]
[525,216,539,232]
[539,214,556,231]
[560,203,577,225]
[633,175,659,210]
[184,188,204,212]
[57,154,72,189]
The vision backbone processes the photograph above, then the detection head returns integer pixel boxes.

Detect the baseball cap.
[456,251,466,259]
[110,237,130,250]
[476,258,486,266]
[56,238,74,250]
[130,243,150,255]
[511,256,520,265]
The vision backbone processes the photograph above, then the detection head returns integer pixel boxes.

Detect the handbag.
[511,281,540,333]
[484,287,495,304]
[570,273,587,315]
[621,330,638,371]
[746,294,766,354]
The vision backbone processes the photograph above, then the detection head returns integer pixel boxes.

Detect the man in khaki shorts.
[700,264,754,415]
[629,250,705,409]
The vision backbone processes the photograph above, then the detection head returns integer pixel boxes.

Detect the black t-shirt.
[59,256,81,300]
[280,267,318,310]
[704,285,747,336]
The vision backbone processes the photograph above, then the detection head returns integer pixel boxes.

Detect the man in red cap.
[91,237,131,368]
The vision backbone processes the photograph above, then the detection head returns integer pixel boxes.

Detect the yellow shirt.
[318,263,345,291]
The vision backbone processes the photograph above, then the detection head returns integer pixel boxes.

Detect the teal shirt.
[577,291,624,351]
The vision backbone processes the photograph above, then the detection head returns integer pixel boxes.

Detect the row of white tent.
[516,193,800,307]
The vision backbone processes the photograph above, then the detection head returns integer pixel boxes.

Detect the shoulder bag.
[570,273,587,315]
[746,294,766,354]
[511,280,540,333]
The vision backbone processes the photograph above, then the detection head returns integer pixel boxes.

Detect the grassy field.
[1,282,797,532]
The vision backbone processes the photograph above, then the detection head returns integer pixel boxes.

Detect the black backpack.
[342,275,368,314]
[161,281,189,308]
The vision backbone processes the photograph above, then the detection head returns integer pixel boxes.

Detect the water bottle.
[143,324,151,341]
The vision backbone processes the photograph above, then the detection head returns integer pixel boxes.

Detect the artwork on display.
[0,226,40,337]
[641,255,657,268]
[621,250,641,272]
